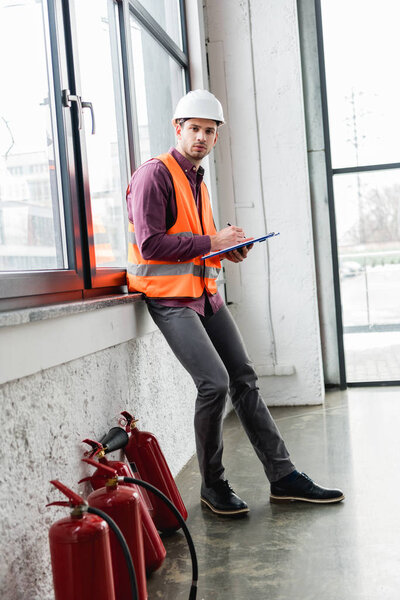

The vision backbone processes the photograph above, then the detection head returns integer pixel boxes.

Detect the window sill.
[0,292,143,328]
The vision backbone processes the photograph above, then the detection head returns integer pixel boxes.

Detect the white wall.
[205,0,325,405]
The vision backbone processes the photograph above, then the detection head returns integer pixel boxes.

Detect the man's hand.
[209,225,245,252]
[222,243,254,263]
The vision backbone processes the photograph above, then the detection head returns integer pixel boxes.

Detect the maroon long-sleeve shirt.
[126,147,224,315]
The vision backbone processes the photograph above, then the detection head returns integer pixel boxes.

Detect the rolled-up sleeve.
[127,161,211,262]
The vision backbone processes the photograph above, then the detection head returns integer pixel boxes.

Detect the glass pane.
[321,0,400,168]
[138,0,182,49]
[130,15,185,163]
[335,169,400,381]
[0,0,67,271]
[74,0,129,268]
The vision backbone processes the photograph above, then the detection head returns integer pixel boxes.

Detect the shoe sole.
[270,494,345,504]
[200,497,250,516]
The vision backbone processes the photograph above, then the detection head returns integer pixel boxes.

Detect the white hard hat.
[172,89,225,124]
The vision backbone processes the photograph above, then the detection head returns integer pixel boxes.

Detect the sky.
[321,0,400,168]
[321,0,400,245]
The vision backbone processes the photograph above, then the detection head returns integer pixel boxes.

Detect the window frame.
[0,0,190,309]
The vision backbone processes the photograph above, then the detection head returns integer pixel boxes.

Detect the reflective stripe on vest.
[127,262,220,279]
[126,152,221,298]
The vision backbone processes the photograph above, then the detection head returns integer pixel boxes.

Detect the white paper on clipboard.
[201,232,279,260]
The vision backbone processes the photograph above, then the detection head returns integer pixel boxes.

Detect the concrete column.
[204,0,324,405]
[297,0,340,384]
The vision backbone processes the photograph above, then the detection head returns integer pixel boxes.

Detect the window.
[139,0,183,48]
[0,0,69,275]
[317,0,400,384]
[0,0,189,309]
[129,15,185,162]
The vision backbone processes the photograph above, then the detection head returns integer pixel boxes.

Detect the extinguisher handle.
[82,457,117,477]
[77,476,92,484]
[46,500,71,507]
[120,411,138,429]
[120,410,133,423]
[48,480,86,507]
[82,438,104,457]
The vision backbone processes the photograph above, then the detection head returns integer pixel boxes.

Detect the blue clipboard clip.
[201,232,280,260]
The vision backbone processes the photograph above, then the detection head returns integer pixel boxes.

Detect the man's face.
[175,118,218,165]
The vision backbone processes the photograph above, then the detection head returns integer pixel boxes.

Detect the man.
[126,89,344,515]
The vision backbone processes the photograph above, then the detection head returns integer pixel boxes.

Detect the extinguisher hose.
[123,477,198,600]
[87,505,139,600]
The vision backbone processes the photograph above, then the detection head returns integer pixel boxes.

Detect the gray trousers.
[147,300,295,487]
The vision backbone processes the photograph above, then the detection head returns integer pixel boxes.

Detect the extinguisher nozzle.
[99,427,129,453]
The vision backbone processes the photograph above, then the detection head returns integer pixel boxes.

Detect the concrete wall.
[0,302,196,600]
[205,0,325,404]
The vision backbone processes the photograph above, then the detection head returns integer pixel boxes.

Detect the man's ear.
[212,131,219,147]
[172,119,182,139]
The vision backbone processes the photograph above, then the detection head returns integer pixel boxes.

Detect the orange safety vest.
[127,153,221,298]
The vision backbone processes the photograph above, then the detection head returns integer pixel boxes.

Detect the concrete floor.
[146,387,400,600]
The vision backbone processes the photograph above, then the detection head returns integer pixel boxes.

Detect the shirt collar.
[169,147,205,182]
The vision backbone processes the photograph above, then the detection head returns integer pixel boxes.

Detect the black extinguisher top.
[99,426,129,453]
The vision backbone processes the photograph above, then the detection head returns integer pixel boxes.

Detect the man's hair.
[177,117,221,128]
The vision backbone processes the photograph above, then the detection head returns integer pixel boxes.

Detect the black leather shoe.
[270,472,344,504]
[201,480,249,516]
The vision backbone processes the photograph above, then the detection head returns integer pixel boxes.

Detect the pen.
[226,221,247,256]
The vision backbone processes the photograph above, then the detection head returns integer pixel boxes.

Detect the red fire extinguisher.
[83,458,148,600]
[81,436,154,516]
[80,439,166,574]
[47,480,116,600]
[120,411,188,532]
[82,455,200,600]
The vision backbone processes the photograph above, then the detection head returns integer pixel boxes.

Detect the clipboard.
[201,232,279,260]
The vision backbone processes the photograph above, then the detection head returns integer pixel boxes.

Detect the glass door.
[319,0,400,383]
